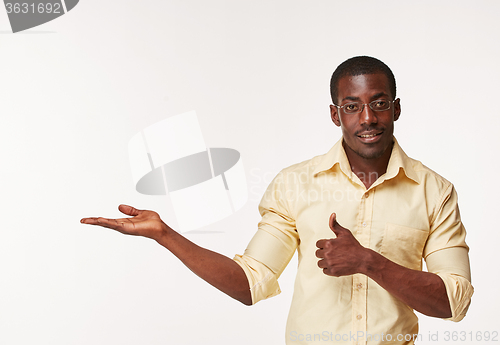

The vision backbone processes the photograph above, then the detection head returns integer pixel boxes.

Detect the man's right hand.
[81,204,169,242]
[80,204,252,305]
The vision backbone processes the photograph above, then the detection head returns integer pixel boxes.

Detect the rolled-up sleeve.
[233,253,281,304]
[427,248,473,322]
[424,184,473,322]
[233,171,299,305]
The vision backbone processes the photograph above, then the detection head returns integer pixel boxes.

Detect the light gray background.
[0,1,497,344]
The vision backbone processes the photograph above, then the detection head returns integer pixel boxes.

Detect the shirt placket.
[351,189,374,345]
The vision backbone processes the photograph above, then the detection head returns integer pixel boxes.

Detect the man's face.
[330,73,401,161]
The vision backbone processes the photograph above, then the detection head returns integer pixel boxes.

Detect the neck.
[343,141,394,189]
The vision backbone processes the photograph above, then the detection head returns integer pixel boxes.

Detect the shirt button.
[365,193,369,198]
[362,222,367,227]
[357,283,363,289]
[356,314,362,320]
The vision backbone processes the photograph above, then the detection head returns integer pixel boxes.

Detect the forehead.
[337,73,392,102]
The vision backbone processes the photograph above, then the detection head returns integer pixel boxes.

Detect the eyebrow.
[342,96,361,102]
[371,92,389,100]
[341,92,390,103]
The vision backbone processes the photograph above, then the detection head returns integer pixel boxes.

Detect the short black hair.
[330,56,396,104]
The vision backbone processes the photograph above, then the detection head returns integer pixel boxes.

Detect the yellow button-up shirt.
[234,137,473,345]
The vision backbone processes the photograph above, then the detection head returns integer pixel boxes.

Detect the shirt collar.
[312,137,420,184]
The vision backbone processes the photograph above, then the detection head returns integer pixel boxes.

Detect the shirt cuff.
[233,254,281,305]
[437,272,474,322]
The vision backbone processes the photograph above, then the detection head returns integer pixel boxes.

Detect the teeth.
[360,133,378,138]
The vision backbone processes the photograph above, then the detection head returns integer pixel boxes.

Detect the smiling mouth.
[357,131,383,138]
[359,133,380,138]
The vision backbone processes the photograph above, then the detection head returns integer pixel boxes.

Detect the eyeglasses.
[334,99,394,114]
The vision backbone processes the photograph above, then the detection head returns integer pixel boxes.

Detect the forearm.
[361,249,451,318]
[156,225,252,305]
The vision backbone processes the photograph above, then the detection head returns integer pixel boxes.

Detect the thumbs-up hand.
[315,213,369,277]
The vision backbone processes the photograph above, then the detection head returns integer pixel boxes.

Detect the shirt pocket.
[380,223,429,271]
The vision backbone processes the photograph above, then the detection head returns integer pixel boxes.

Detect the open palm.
[80,204,167,241]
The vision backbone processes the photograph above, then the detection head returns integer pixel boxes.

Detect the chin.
[356,149,387,160]
[343,136,394,161]
[354,141,393,160]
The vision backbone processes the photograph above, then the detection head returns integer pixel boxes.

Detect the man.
[81,56,473,345]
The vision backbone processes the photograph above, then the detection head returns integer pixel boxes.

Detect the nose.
[359,103,377,126]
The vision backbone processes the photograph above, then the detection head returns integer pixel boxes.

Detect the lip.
[356,130,383,143]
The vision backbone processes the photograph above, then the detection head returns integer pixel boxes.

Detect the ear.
[330,104,341,127]
[393,98,401,122]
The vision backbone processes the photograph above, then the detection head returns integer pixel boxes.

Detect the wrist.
[358,247,379,276]
[155,221,173,245]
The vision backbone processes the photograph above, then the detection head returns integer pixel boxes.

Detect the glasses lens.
[369,100,392,111]
[343,102,361,114]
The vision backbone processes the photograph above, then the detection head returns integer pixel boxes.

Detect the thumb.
[329,213,347,237]
[118,204,141,217]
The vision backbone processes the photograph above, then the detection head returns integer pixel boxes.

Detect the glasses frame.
[333,99,395,114]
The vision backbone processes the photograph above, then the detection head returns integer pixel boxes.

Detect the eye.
[344,102,359,112]
[372,100,388,109]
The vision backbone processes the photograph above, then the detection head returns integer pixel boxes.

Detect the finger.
[80,217,100,225]
[81,217,133,233]
[329,213,348,237]
[329,213,337,232]
[81,205,141,228]
[316,239,327,249]
[317,258,327,269]
[80,217,122,230]
[118,204,141,217]
[103,217,140,232]
[315,248,324,258]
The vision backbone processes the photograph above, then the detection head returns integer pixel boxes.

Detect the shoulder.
[281,152,329,174]
[394,138,453,192]
[410,156,452,187]
[275,152,329,184]
[405,155,456,207]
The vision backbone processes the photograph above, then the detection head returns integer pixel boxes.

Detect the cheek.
[340,127,356,143]
[339,118,356,133]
